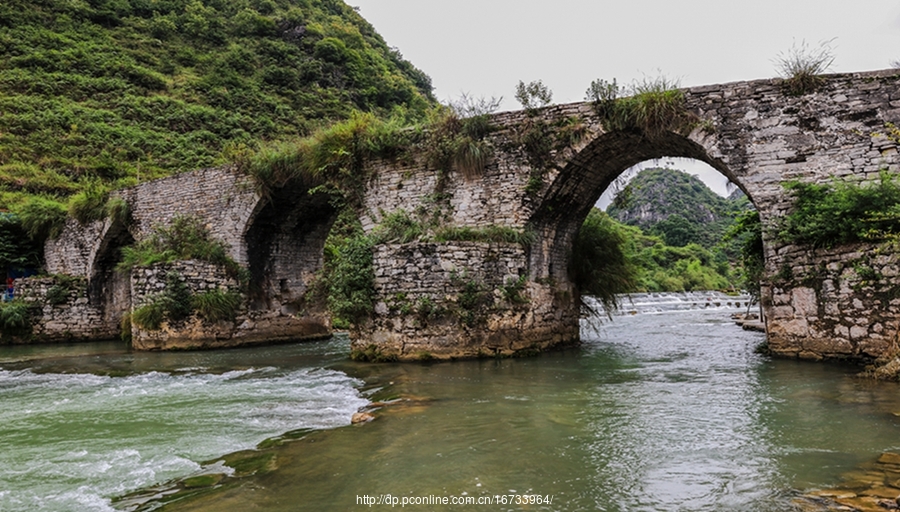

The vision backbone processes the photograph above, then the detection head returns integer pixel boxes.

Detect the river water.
[3,292,900,511]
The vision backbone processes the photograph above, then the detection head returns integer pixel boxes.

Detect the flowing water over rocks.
[4,292,900,511]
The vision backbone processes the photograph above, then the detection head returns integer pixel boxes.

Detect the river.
[2,292,900,511]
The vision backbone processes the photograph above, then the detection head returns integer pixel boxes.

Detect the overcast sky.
[351,1,900,199]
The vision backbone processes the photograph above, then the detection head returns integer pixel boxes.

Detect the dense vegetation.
[579,209,736,297]
[576,167,763,302]
[778,171,900,247]
[0,0,434,267]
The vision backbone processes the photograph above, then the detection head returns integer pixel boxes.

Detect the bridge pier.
[352,241,579,360]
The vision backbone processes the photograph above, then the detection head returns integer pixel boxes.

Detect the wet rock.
[879,453,900,466]
[351,412,375,423]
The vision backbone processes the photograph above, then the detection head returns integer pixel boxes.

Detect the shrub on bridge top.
[774,39,835,95]
[778,171,900,248]
[585,76,700,140]
[67,180,110,224]
[237,112,413,201]
[239,106,497,202]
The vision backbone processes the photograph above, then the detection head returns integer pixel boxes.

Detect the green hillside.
[606,167,750,248]
[0,0,434,213]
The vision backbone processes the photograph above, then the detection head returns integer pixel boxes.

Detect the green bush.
[105,196,130,226]
[131,301,165,330]
[192,289,241,323]
[130,272,199,330]
[118,215,239,276]
[16,196,67,242]
[586,76,699,139]
[371,210,424,244]
[323,232,375,326]
[774,39,835,95]
[237,112,413,201]
[0,300,31,336]
[161,272,193,323]
[778,171,900,247]
[571,209,638,315]
[433,225,535,246]
[723,210,763,299]
[0,214,42,270]
[45,284,69,305]
[68,181,110,224]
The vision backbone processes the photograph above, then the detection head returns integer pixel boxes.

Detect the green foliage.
[16,197,67,242]
[105,196,130,226]
[0,0,434,218]
[571,209,639,315]
[371,210,424,244]
[192,289,241,323]
[118,215,239,276]
[161,271,192,323]
[316,210,375,326]
[433,225,535,246]
[237,112,414,201]
[131,301,165,330]
[778,172,900,247]
[586,76,699,139]
[514,80,553,112]
[774,39,835,95]
[722,210,763,300]
[132,273,192,330]
[577,208,736,297]
[0,299,31,336]
[419,109,493,181]
[454,276,491,327]
[501,275,529,304]
[67,180,110,224]
[45,284,69,305]
[0,213,42,270]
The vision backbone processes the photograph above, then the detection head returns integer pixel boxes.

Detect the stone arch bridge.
[33,69,900,361]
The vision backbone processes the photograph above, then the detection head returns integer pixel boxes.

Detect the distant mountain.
[606,168,751,248]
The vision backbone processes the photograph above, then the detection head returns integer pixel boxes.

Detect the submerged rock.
[351,412,375,424]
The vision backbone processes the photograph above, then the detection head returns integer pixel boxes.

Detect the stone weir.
[18,69,900,362]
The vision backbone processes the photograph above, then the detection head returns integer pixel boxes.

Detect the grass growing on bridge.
[585,77,700,139]
[117,215,241,278]
[237,107,495,204]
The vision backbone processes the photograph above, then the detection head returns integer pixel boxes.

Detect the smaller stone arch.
[86,213,135,333]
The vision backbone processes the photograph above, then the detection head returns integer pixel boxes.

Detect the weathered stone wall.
[10,276,117,342]
[765,242,900,360]
[130,260,330,350]
[359,241,578,360]
[125,166,260,265]
[44,217,113,278]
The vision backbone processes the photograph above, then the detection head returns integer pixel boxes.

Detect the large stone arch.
[526,129,754,285]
